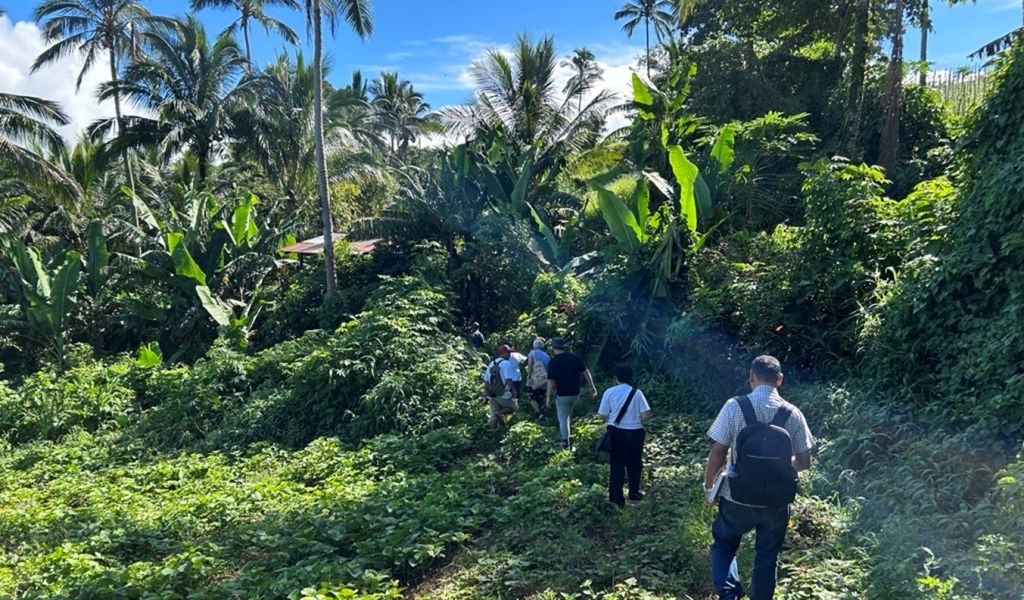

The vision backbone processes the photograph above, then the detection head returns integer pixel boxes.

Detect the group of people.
[474,323,815,599]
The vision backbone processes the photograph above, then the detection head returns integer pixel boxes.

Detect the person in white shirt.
[482,344,521,427]
[597,364,651,507]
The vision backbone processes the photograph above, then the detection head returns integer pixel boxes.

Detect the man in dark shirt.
[545,337,597,448]
[469,322,485,349]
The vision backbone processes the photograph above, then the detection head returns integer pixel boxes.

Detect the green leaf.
[86,221,109,295]
[668,145,699,233]
[195,285,232,327]
[710,124,737,173]
[527,202,561,264]
[167,232,207,285]
[230,194,259,247]
[631,178,650,227]
[136,342,163,367]
[632,73,654,106]
[123,186,159,231]
[50,251,82,333]
[695,173,713,221]
[510,149,536,209]
[595,185,642,250]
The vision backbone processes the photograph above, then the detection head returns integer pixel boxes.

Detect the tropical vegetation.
[2,0,1024,598]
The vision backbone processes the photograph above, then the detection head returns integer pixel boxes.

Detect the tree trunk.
[109,48,136,209]
[645,18,651,77]
[242,16,252,69]
[878,0,905,171]
[843,0,869,158]
[312,1,338,298]
[918,2,929,86]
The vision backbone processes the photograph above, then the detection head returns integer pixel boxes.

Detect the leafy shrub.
[0,354,135,445]
[860,42,1024,437]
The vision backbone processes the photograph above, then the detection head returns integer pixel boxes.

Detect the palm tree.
[441,35,613,153]
[233,54,382,213]
[32,0,152,194]
[302,0,373,299]
[562,47,602,113]
[94,16,250,184]
[614,0,675,76]
[0,92,79,203]
[369,72,435,157]
[190,0,300,68]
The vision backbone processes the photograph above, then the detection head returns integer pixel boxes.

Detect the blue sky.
[1,0,1019,138]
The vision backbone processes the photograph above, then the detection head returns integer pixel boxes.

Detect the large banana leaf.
[86,221,109,297]
[595,185,643,251]
[668,145,699,233]
[167,232,208,285]
[49,251,82,334]
[195,284,232,327]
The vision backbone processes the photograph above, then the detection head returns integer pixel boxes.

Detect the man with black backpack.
[704,355,813,600]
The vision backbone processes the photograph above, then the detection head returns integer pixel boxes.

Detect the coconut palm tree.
[32,0,153,193]
[302,0,373,299]
[562,47,602,113]
[93,16,251,185]
[232,53,382,213]
[0,92,79,204]
[614,0,675,76]
[369,71,435,158]
[190,0,300,68]
[441,34,613,153]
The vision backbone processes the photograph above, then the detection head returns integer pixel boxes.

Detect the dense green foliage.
[3,0,1024,597]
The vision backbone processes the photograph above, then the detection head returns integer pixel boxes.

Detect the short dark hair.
[751,355,782,383]
[614,364,634,385]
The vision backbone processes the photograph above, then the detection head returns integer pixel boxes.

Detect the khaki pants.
[488,395,517,422]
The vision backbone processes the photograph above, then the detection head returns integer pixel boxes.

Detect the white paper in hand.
[706,472,726,503]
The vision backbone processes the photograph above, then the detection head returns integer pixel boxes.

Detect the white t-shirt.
[483,358,521,396]
[598,384,651,430]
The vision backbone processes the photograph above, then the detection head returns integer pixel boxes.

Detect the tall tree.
[95,16,250,184]
[32,0,151,195]
[302,0,373,299]
[614,0,675,76]
[878,0,905,171]
[918,1,929,85]
[562,47,602,113]
[190,0,300,68]
[369,71,434,157]
[441,34,613,152]
[843,0,871,158]
[0,92,79,203]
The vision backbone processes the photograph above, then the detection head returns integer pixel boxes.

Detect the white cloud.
[0,16,140,142]
[416,42,643,148]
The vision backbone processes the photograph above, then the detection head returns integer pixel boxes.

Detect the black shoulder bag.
[595,386,639,452]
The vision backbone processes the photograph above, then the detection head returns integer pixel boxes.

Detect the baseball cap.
[550,337,568,350]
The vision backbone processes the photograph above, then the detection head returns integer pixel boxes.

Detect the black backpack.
[729,396,798,507]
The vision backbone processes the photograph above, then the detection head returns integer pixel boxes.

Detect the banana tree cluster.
[123,188,291,352]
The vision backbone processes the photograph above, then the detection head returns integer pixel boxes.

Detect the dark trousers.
[710,498,790,600]
[608,427,644,506]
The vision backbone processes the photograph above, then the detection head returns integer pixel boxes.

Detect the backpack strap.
[770,403,792,427]
[736,395,757,427]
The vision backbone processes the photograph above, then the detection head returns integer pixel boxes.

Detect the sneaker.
[627,493,645,506]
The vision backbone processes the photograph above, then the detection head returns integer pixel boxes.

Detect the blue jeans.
[554,395,577,444]
[710,499,790,600]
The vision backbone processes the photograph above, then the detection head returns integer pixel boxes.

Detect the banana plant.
[123,188,285,349]
[1,241,82,369]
